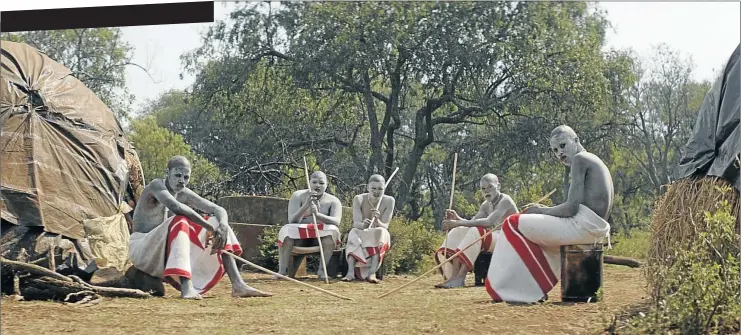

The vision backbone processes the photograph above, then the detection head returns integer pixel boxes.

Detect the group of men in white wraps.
[126,124,612,304]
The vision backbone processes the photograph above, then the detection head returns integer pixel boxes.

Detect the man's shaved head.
[167,155,191,170]
[309,171,328,195]
[479,173,501,201]
[165,155,191,193]
[368,174,386,185]
[549,125,583,166]
[311,171,327,180]
[550,125,578,141]
[480,173,500,186]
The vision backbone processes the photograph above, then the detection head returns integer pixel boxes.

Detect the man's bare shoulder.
[143,178,167,191]
[499,194,516,206]
[323,193,341,203]
[575,151,605,167]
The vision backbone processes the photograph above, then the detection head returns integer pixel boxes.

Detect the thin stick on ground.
[378,228,493,299]
[222,251,354,301]
[440,153,458,275]
[378,188,557,299]
[303,157,330,285]
[368,167,399,229]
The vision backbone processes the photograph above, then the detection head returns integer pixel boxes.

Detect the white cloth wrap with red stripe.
[345,227,391,279]
[276,222,341,248]
[484,204,610,303]
[434,226,499,280]
[128,215,243,295]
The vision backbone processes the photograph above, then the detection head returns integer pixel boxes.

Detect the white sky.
[121,1,741,111]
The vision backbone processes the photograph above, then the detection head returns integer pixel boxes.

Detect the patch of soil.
[1,265,647,335]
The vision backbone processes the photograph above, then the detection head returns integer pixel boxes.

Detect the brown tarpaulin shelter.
[1,40,141,241]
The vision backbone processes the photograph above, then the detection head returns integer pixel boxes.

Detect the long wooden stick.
[222,251,353,301]
[378,229,490,299]
[303,157,330,285]
[378,188,556,299]
[368,167,399,229]
[440,153,458,276]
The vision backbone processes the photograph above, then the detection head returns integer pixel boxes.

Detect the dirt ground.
[1,264,646,335]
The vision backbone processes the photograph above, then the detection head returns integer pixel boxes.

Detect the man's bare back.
[570,151,613,220]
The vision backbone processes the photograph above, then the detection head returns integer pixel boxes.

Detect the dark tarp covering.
[1,40,133,240]
[676,44,741,191]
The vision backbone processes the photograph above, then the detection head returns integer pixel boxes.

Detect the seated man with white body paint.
[342,174,395,284]
[273,171,343,280]
[485,125,612,303]
[433,174,518,288]
[128,156,272,300]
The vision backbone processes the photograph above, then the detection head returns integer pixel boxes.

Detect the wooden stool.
[560,243,603,302]
[473,252,492,286]
[287,246,343,278]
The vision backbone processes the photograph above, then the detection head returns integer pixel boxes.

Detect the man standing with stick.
[274,169,343,281]
[342,171,398,284]
[434,173,518,288]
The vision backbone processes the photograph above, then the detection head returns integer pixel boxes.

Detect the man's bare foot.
[180,278,202,299]
[439,277,465,289]
[367,275,380,284]
[341,276,354,282]
[270,273,287,280]
[232,283,273,298]
[180,284,202,300]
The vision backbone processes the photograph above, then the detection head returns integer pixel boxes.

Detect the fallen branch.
[604,255,642,268]
[68,275,150,298]
[1,257,72,282]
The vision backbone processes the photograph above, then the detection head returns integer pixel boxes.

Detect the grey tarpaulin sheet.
[676,44,741,191]
[1,40,134,240]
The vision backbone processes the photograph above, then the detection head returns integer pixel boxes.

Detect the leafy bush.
[624,193,740,334]
[255,225,280,272]
[384,217,446,275]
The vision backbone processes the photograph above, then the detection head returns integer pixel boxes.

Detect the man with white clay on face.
[484,125,612,303]
[274,171,343,280]
[433,173,518,289]
[128,156,272,300]
[343,174,396,284]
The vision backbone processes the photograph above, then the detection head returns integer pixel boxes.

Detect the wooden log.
[604,255,642,268]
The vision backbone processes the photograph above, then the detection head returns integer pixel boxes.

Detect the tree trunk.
[396,144,427,212]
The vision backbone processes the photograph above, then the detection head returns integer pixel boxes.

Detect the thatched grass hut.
[644,44,740,297]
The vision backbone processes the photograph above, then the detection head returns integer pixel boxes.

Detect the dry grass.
[646,177,739,296]
[2,265,645,335]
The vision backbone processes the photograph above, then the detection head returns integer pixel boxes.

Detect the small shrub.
[255,225,280,271]
[624,192,740,334]
[385,217,446,275]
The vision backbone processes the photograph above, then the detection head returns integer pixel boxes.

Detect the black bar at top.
[0,1,215,32]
